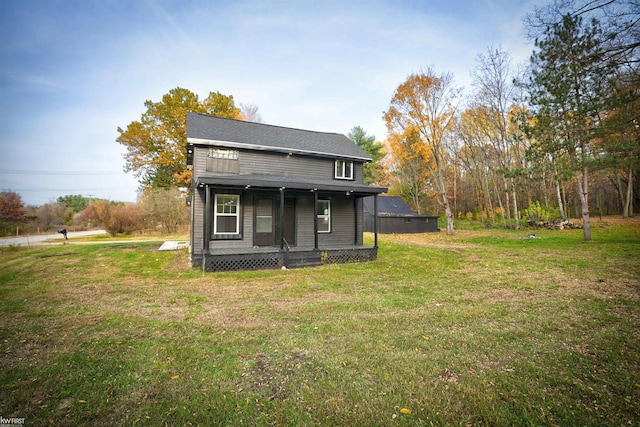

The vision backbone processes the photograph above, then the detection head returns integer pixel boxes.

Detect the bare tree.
[470,47,525,229]
[239,103,264,123]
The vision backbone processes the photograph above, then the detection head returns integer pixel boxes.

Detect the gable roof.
[363,196,431,217]
[186,112,370,161]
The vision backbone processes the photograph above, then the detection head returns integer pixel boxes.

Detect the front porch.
[198,246,378,272]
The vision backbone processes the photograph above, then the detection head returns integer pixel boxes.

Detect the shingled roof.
[363,196,427,217]
[186,112,370,161]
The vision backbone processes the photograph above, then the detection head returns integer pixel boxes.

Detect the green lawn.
[1,219,639,426]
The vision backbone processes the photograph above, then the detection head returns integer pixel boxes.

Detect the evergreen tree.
[524,14,617,240]
[348,126,384,185]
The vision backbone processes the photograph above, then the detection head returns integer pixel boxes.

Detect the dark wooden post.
[374,194,379,249]
[203,186,211,255]
[353,196,358,245]
[313,190,319,250]
[279,187,285,251]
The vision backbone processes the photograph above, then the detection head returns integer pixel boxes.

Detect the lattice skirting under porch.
[198,247,378,272]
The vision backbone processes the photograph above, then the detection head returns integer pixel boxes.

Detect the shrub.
[78,200,144,236]
[521,201,561,223]
[140,188,189,233]
[106,204,144,235]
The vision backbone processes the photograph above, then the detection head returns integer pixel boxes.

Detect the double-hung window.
[214,194,240,235]
[317,199,331,233]
[334,160,354,180]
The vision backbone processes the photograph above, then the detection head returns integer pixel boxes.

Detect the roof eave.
[195,175,387,195]
[187,137,371,162]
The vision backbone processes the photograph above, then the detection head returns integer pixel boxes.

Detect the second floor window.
[208,148,238,160]
[335,160,354,180]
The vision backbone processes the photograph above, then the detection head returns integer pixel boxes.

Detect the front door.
[254,197,296,247]
[254,198,275,246]
[282,199,296,246]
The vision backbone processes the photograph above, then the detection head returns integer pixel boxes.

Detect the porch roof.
[195,173,387,196]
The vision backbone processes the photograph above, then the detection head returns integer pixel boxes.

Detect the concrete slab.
[159,241,189,251]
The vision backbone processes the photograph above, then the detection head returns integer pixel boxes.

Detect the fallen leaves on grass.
[439,369,459,383]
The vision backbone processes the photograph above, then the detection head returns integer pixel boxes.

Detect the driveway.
[0,230,108,247]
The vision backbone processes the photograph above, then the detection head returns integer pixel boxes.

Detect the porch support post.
[313,190,319,250]
[374,194,379,249]
[203,185,212,255]
[353,196,358,245]
[279,187,285,251]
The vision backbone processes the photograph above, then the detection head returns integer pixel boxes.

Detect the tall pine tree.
[525,14,616,241]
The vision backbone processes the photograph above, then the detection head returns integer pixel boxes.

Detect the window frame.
[213,193,241,237]
[317,199,331,233]
[334,160,354,180]
[208,148,239,160]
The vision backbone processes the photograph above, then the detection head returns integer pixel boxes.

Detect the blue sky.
[0,0,542,205]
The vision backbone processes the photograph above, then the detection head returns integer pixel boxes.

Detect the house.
[186,112,387,272]
[363,196,439,234]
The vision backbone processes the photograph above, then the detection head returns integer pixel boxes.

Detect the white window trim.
[317,199,331,233]
[334,160,354,180]
[214,194,240,235]
[208,148,239,160]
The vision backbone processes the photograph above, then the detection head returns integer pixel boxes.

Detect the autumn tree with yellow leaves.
[384,127,434,214]
[384,68,460,234]
[117,87,242,190]
[456,47,527,229]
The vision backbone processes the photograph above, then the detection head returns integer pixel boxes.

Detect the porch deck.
[199,246,378,272]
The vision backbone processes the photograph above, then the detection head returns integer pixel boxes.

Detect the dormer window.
[334,160,354,180]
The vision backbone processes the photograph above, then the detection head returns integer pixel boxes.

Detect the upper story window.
[334,160,354,180]
[208,148,238,160]
[207,148,240,174]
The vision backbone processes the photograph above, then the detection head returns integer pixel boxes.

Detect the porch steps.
[284,251,322,268]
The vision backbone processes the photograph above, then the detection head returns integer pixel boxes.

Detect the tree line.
[381,0,639,240]
[0,189,189,237]
[114,1,636,243]
[4,1,635,242]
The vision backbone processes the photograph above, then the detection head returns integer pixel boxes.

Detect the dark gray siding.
[190,144,371,263]
[194,147,366,185]
[364,215,440,233]
[239,151,364,184]
[191,187,205,255]
[317,196,356,247]
[193,146,209,177]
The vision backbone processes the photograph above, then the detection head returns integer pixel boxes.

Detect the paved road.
[0,230,108,247]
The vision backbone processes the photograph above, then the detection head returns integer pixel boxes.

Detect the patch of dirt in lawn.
[563,277,640,301]
[63,276,290,329]
[0,310,106,371]
[381,231,485,249]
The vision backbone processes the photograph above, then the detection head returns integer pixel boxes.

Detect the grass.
[1,218,639,426]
